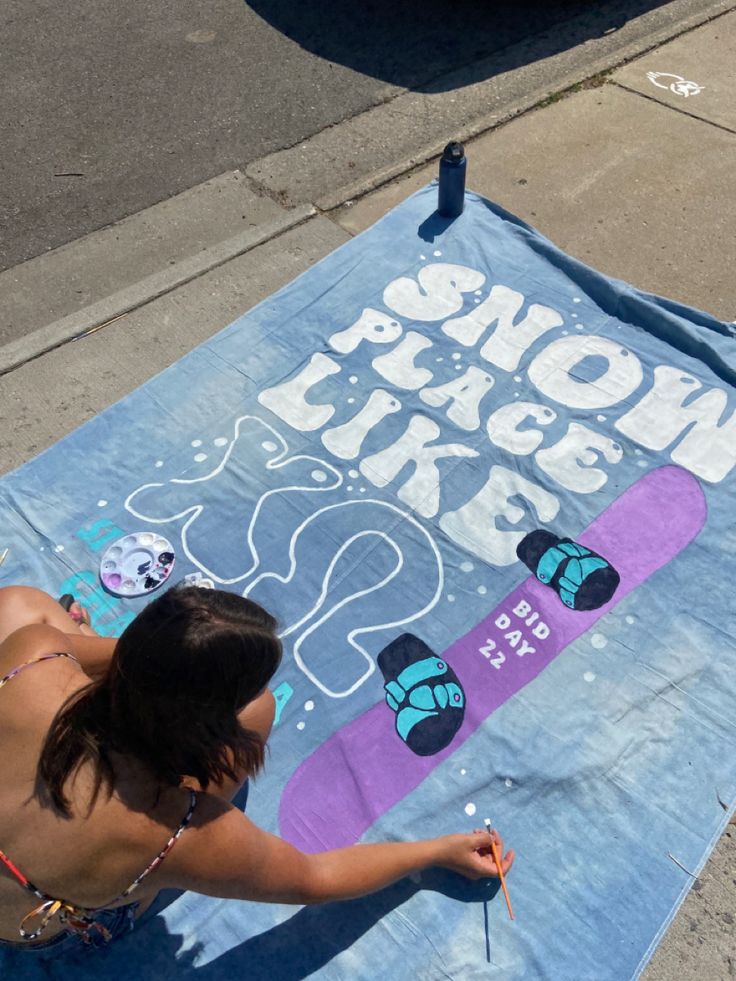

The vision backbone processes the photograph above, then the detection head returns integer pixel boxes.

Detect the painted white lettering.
[535,422,623,493]
[419,366,495,431]
[616,365,736,483]
[528,336,643,409]
[443,286,563,373]
[321,389,401,460]
[505,629,522,648]
[439,465,560,567]
[513,600,531,618]
[258,353,339,432]
[533,622,550,640]
[383,263,485,321]
[495,613,511,630]
[329,308,402,354]
[372,331,433,389]
[479,639,496,659]
[487,401,557,455]
[360,415,478,519]
[517,640,536,657]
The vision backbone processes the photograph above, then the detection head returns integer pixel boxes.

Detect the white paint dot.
[359,487,366,493]
[419,254,426,260]
[591,633,607,650]
[477,585,487,595]
[435,357,444,363]
[625,615,635,625]
[97,500,108,508]
[474,290,482,296]
[214,437,228,447]
[296,721,305,731]
[448,594,456,603]
[54,544,64,553]
[304,700,314,711]
[504,778,514,788]
[347,485,353,491]
[514,392,520,398]
[584,671,596,683]
[348,469,359,478]
[194,453,208,463]
[576,323,584,330]
[347,397,355,404]
[562,330,569,335]
[311,469,327,483]
[262,440,278,452]
[155,460,164,468]
[474,298,480,304]
[191,439,202,448]
[460,768,467,775]
[573,297,582,303]
[433,250,442,257]
[596,415,606,422]
[464,802,477,817]
[571,313,578,319]
[455,364,463,371]
[349,375,358,385]
[637,459,647,468]
[40,546,45,552]
[513,375,522,383]
[460,561,474,573]
[634,448,643,456]
[452,352,461,360]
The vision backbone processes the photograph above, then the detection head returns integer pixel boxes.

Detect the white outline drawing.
[244,499,443,698]
[125,416,444,699]
[125,415,342,584]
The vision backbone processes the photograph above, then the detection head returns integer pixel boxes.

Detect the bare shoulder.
[0,624,83,682]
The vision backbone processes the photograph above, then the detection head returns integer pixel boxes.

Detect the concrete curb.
[0,205,315,378]
[3,0,734,379]
[246,0,736,212]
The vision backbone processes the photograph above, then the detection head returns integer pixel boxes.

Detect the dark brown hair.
[38,586,282,816]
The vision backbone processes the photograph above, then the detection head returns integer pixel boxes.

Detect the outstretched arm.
[164,796,514,906]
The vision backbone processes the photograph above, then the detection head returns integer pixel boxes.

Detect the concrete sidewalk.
[1,8,735,979]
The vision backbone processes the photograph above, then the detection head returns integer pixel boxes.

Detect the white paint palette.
[100,532,175,597]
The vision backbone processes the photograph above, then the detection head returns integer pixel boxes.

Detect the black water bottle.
[438,141,466,218]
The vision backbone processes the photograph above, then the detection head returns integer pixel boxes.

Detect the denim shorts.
[0,902,138,961]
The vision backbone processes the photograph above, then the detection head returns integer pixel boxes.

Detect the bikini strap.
[109,788,198,903]
[0,652,78,689]
[7,789,198,943]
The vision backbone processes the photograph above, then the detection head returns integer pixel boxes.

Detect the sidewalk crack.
[612,80,736,136]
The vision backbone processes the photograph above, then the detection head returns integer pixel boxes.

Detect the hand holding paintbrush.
[484,817,515,919]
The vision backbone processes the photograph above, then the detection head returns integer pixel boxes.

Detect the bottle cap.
[442,141,465,162]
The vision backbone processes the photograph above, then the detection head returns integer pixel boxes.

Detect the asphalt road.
[2,0,672,272]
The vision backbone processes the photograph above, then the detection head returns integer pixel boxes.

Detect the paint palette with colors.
[99,532,175,597]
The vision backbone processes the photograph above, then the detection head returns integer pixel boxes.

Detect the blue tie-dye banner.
[2,186,735,980]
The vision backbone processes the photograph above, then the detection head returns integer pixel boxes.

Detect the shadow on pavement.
[245,0,670,92]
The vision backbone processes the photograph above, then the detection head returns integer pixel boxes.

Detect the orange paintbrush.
[485,817,514,920]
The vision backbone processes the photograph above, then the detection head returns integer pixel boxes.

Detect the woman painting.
[0,584,513,960]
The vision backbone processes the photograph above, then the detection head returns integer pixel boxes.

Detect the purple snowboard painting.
[279,466,707,852]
